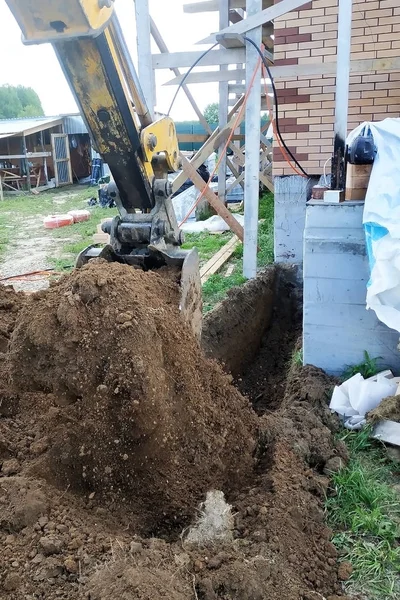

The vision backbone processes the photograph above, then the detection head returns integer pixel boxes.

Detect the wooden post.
[243,0,262,279]
[331,0,352,191]
[22,135,31,192]
[40,131,49,185]
[180,154,244,241]
[0,175,3,201]
[218,0,230,205]
[135,0,156,118]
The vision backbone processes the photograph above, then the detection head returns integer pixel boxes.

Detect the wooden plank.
[150,17,212,135]
[225,263,235,277]
[152,48,246,69]
[229,9,274,43]
[180,154,244,241]
[165,56,400,85]
[0,152,51,160]
[197,0,309,44]
[218,0,230,205]
[21,118,63,137]
[260,172,274,192]
[226,158,245,190]
[177,133,245,143]
[172,96,245,193]
[200,235,239,283]
[227,171,245,192]
[184,0,272,12]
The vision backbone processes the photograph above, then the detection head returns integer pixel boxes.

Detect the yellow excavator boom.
[5,0,202,337]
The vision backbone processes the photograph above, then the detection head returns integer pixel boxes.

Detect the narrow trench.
[236,269,303,415]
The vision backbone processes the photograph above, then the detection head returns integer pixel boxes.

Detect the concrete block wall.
[274,174,318,263]
[273,0,400,176]
[303,202,400,375]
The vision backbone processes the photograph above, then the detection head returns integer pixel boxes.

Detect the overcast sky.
[0,0,219,120]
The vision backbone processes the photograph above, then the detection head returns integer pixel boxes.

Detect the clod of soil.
[8,260,257,534]
[368,394,400,423]
[0,284,24,354]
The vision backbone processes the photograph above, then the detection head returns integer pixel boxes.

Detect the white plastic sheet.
[171,181,219,224]
[348,118,400,333]
[180,213,245,234]
[330,370,398,429]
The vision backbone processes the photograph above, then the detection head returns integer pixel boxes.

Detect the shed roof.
[0,115,74,138]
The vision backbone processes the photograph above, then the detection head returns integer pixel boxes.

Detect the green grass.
[326,428,400,599]
[0,185,117,269]
[0,184,96,216]
[182,192,274,311]
[343,350,384,380]
[0,219,12,260]
[202,271,247,312]
[291,348,303,368]
[181,231,233,263]
[50,205,118,270]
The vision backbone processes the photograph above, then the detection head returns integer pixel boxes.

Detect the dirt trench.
[0,264,349,600]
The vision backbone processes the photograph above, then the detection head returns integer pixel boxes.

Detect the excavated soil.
[6,261,257,535]
[0,265,350,600]
[368,394,400,423]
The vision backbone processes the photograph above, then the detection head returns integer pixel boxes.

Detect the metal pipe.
[243,0,261,279]
[218,0,229,206]
[331,0,353,190]
[134,0,156,119]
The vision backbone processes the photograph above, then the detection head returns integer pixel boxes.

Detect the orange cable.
[261,62,306,178]
[0,268,63,282]
[178,54,263,227]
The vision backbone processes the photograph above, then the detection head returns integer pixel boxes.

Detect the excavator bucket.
[179,248,203,341]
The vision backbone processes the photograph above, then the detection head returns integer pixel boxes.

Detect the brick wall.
[273,0,400,176]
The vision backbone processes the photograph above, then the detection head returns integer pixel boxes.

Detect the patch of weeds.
[337,537,400,598]
[197,206,215,221]
[258,192,274,267]
[291,348,303,368]
[339,426,374,454]
[52,257,74,272]
[0,220,12,260]
[202,271,246,312]
[343,350,384,380]
[181,232,232,264]
[48,205,117,267]
[184,192,274,311]
[326,429,400,599]
[0,185,96,217]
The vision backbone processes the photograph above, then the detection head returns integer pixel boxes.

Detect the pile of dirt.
[368,394,400,423]
[7,261,257,534]
[0,266,350,600]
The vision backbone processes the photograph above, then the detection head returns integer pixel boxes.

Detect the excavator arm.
[5,0,202,336]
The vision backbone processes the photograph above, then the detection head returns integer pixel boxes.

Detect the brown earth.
[368,394,400,423]
[237,265,303,414]
[0,265,350,600]
[7,261,257,535]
